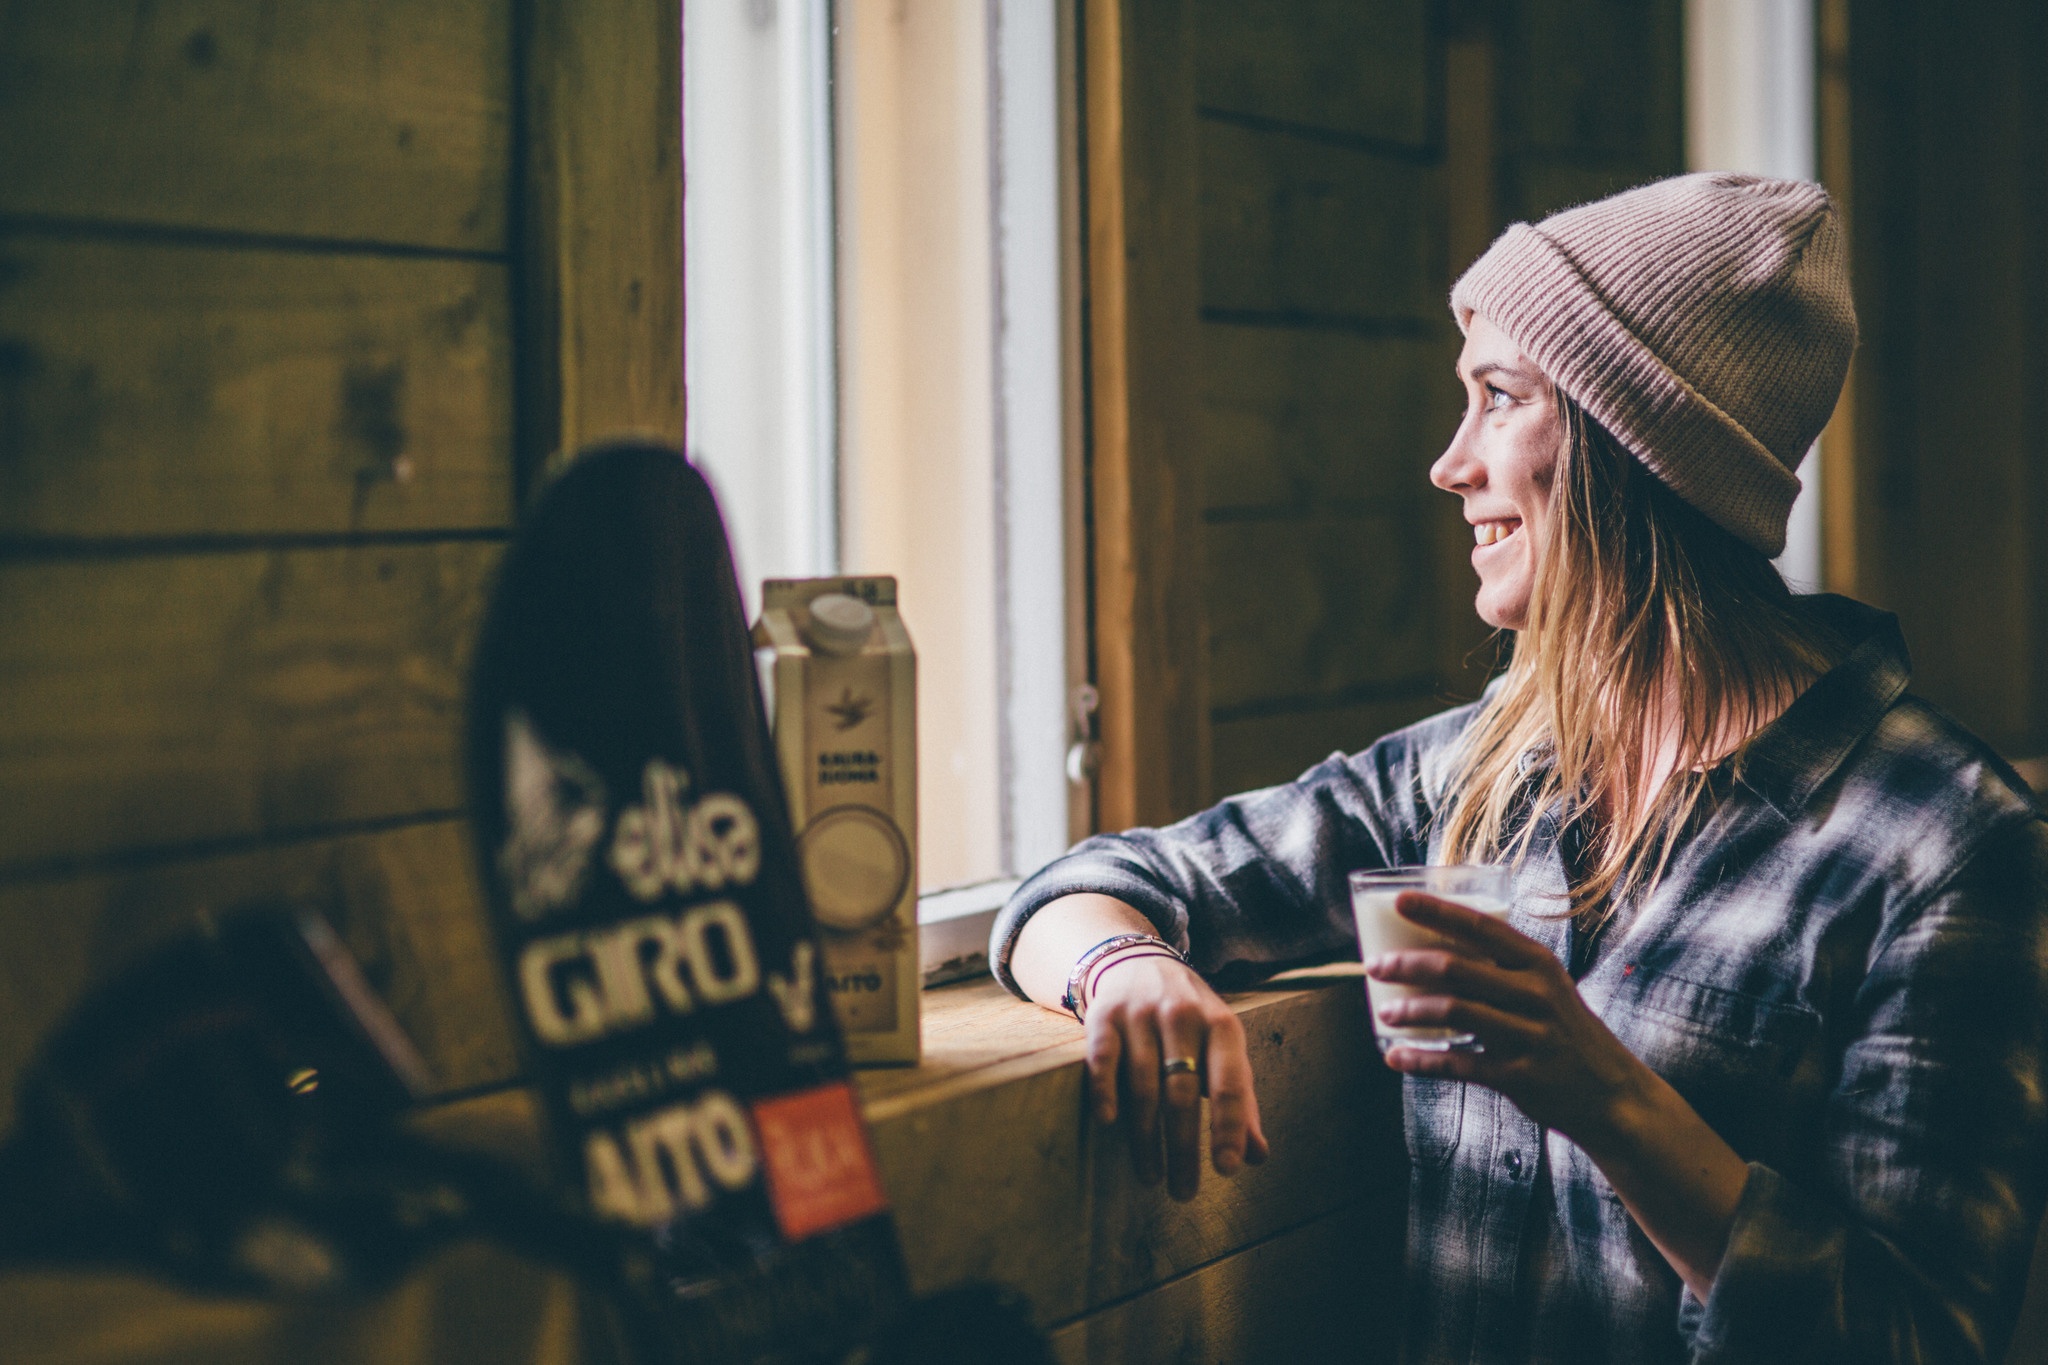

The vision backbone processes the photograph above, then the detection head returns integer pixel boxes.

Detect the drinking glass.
[1348,865,1513,1053]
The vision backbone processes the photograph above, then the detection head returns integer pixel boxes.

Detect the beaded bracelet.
[1060,933,1188,1022]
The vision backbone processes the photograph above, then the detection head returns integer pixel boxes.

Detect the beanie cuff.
[1452,224,1802,557]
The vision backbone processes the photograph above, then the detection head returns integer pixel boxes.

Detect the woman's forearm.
[1574,1064,1750,1302]
[1008,892,1160,1009]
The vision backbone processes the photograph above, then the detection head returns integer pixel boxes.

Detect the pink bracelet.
[1061,934,1187,1021]
[1079,946,1189,1020]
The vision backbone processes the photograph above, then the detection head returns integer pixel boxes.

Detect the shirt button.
[1502,1150,1523,1179]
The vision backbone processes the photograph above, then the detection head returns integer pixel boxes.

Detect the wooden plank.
[1199,117,1446,325]
[1492,0,1682,224]
[0,542,497,871]
[1205,514,1435,714]
[1434,27,1507,705]
[1086,0,1213,829]
[1816,0,1860,598]
[1510,160,1668,222]
[0,237,513,539]
[0,1243,580,1365]
[1080,973,1400,1309]
[1503,0,1682,163]
[870,973,1400,1319]
[415,969,1404,1329]
[1194,0,1436,148]
[0,0,509,251]
[865,1033,1094,1319]
[1201,325,1453,517]
[856,975,1084,1111]
[1211,692,1447,799]
[520,0,685,478]
[1051,1202,1399,1365]
[1880,1,2043,755]
[0,819,518,1135]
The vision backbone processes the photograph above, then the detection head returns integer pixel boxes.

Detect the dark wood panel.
[1199,118,1446,324]
[1087,0,1214,829]
[396,972,1404,1344]
[1510,160,1666,222]
[1081,971,1400,1309]
[1201,324,1454,516]
[1194,0,1436,148]
[865,1021,1093,1319]
[1494,0,1683,222]
[0,0,509,251]
[1206,514,1435,713]
[0,237,513,539]
[1503,0,1682,162]
[521,0,685,478]
[1827,0,2048,758]
[0,1243,580,1365]
[1052,1200,1399,1365]
[0,543,497,870]
[867,971,1398,1323]
[1212,692,1448,798]
[0,818,517,1134]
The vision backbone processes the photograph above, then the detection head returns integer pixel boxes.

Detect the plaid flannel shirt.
[993,597,2048,1364]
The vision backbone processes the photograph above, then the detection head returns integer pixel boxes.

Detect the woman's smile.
[1472,519,1522,549]
[1432,314,1561,629]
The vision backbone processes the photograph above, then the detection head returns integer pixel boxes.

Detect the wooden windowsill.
[410,963,1407,1353]
[1,968,1408,1365]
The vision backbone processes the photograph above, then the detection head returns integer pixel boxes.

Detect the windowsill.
[407,962,1406,1341]
[0,966,1408,1361]
[915,877,1020,987]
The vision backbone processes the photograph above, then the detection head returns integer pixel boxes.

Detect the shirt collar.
[1730,594,1912,819]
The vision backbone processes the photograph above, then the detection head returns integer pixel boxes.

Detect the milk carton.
[753,577,918,1065]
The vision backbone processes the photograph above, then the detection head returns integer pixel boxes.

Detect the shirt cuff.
[986,847,1191,998]
[1683,1161,1842,1360]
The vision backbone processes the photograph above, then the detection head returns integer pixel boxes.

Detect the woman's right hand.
[1081,952,1270,1201]
[1010,893,1270,1201]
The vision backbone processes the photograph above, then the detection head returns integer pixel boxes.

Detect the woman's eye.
[1485,385,1512,412]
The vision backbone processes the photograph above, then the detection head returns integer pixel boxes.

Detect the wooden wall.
[1087,0,1684,823]
[1820,0,2048,763]
[0,0,682,1132]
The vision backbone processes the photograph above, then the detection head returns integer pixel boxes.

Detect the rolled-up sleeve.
[988,707,1475,998]
[1684,817,2048,1364]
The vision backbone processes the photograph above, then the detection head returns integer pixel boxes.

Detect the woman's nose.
[1431,419,1483,495]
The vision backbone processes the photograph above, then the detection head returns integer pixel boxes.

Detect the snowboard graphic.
[467,442,908,1362]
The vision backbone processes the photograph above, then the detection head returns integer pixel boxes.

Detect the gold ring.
[1161,1057,1199,1078]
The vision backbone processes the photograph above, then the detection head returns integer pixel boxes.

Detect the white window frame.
[921,0,1084,984]
[684,0,1085,986]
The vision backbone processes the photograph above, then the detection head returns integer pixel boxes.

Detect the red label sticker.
[751,1082,891,1242]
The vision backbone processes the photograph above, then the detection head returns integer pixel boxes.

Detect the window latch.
[1065,683,1100,788]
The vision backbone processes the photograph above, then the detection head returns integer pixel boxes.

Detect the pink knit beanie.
[1449,171,1857,557]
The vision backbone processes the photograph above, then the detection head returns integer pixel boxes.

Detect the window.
[1685,0,1822,591]
[684,1,1082,934]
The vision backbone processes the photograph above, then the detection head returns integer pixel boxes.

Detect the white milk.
[1351,889,1510,1049]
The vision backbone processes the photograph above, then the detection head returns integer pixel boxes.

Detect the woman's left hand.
[1364,891,1651,1144]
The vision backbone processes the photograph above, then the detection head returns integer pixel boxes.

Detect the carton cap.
[803,593,876,655]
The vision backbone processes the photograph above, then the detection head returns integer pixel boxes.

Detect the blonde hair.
[1438,395,1839,918]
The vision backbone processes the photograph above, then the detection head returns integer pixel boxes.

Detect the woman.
[992,173,2048,1362]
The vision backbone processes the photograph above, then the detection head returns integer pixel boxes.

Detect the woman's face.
[1431,314,1563,631]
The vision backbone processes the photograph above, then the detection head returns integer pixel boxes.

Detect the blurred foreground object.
[0,905,602,1296]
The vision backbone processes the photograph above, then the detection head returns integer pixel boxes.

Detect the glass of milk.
[1349,865,1513,1052]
